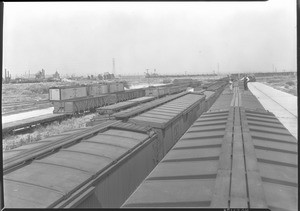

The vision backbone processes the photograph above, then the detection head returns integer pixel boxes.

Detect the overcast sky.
[3,0,296,77]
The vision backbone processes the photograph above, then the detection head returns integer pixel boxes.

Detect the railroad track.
[2,99,49,106]
[2,100,52,115]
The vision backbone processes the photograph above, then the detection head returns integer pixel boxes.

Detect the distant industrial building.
[2,69,12,83]
[4,69,61,83]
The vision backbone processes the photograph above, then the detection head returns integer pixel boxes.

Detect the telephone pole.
[112,58,116,75]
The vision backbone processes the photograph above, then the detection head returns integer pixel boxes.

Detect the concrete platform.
[248,82,297,139]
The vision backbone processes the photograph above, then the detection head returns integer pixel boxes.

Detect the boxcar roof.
[113,92,187,119]
[97,101,138,111]
[4,124,154,208]
[129,94,205,129]
[128,96,156,103]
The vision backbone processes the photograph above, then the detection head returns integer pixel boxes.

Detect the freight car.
[52,88,146,114]
[96,96,156,115]
[122,81,298,211]
[112,92,188,121]
[49,82,125,102]
[172,78,202,88]
[145,84,187,97]
[89,81,227,126]
[88,92,189,126]
[3,88,218,208]
[51,83,188,114]
[128,93,206,161]
[3,121,159,208]
[49,85,88,101]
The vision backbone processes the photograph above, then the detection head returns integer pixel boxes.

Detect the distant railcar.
[52,89,146,114]
[49,86,88,101]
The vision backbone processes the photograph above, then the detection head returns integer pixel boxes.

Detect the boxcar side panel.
[61,87,87,100]
[49,89,60,101]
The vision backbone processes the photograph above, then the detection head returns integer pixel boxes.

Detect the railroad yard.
[2,1,297,209]
[1,75,298,210]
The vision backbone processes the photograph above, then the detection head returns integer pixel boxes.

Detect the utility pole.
[112,58,115,75]
[217,63,219,75]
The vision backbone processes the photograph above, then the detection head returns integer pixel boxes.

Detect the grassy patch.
[3,113,97,151]
[286,81,295,86]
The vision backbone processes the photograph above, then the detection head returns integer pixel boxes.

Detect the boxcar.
[53,95,118,114]
[122,83,297,211]
[52,88,146,114]
[3,121,161,208]
[87,84,108,96]
[129,93,206,161]
[116,83,124,92]
[108,83,118,93]
[49,86,88,101]
[145,87,159,97]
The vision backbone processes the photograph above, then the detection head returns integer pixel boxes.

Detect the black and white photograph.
[1,0,297,209]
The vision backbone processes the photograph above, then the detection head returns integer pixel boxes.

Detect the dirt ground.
[255,75,297,96]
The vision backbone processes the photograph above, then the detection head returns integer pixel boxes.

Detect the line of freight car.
[3,91,211,208]
[87,92,189,126]
[51,88,146,114]
[51,83,189,114]
[112,80,228,123]
[122,83,298,211]
[109,92,188,121]
[96,96,156,115]
[89,82,226,126]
